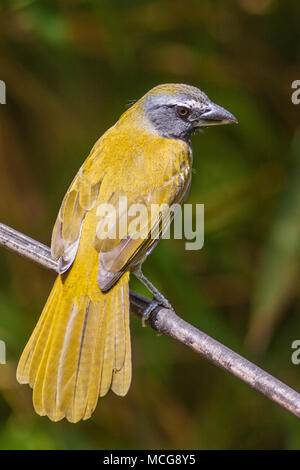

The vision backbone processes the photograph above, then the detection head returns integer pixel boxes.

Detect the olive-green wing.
[51,133,191,288]
[96,166,191,291]
[51,140,105,273]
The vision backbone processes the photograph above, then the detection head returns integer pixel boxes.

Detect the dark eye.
[176,106,190,118]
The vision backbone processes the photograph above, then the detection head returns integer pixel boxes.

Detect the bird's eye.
[176,106,190,118]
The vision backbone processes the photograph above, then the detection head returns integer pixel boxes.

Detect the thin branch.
[0,221,300,419]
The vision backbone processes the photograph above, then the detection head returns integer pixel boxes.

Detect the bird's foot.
[142,296,174,327]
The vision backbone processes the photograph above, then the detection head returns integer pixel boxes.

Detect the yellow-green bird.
[17,84,237,422]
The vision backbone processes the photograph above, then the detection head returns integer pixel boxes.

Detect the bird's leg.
[132,265,173,324]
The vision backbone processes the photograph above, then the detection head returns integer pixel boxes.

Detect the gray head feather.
[143,83,236,141]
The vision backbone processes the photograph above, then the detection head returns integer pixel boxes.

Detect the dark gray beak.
[196,101,238,127]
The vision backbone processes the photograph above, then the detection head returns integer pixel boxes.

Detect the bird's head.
[135,83,237,141]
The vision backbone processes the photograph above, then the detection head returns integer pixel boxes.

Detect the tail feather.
[17,283,62,386]
[17,270,131,423]
[79,300,110,419]
[99,284,132,398]
[99,294,115,397]
[114,284,126,371]
[111,284,131,396]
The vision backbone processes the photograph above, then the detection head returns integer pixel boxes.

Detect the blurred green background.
[0,0,300,450]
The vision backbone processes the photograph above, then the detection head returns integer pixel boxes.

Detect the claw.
[142,300,159,327]
[142,297,174,327]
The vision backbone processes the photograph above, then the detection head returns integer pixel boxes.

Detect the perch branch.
[0,221,300,419]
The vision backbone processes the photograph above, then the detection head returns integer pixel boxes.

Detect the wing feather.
[51,158,104,273]
[97,167,191,290]
[51,129,191,289]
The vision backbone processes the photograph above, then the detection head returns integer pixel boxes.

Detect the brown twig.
[0,221,300,419]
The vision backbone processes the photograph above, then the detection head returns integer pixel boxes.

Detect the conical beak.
[196,102,238,127]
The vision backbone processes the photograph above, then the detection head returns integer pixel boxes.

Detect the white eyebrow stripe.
[164,98,199,107]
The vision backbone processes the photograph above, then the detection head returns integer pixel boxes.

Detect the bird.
[16,83,237,423]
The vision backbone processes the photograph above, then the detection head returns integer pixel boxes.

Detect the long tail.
[16,270,131,423]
